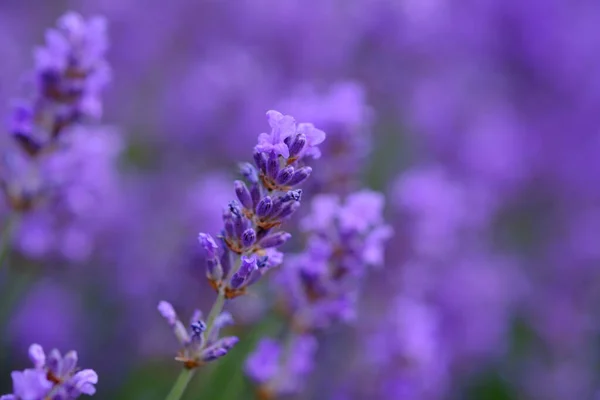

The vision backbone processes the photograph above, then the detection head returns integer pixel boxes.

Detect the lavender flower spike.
[157,301,238,369]
[198,110,326,299]
[1,344,98,399]
[12,11,110,157]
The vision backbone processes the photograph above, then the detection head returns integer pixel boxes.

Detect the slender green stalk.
[165,290,227,400]
[165,368,195,400]
[204,291,226,340]
[0,212,18,272]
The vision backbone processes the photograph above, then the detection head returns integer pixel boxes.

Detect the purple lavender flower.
[274,190,392,332]
[157,301,238,369]
[0,344,98,400]
[198,110,326,299]
[11,11,110,157]
[245,335,318,399]
[0,12,119,261]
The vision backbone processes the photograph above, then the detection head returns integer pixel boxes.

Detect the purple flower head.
[276,190,392,331]
[256,110,297,158]
[10,12,110,156]
[203,110,324,298]
[245,335,318,397]
[157,301,238,369]
[1,344,98,399]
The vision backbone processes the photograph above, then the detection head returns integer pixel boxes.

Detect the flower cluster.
[199,110,326,299]
[244,190,391,398]
[10,11,109,158]
[1,11,110,211]
[157,301,238,369]
[0,12,119,261]
[274,190,392,332]
[0,344,98,400]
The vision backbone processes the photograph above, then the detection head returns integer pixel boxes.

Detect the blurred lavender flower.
[274,190,392,332]
[198,110,326,299]
[12,126,122,261]
[0,11,120,261]
[10,11,110,157]
[157,301,238,369]
[245,335,318,399]
[0,344,98,399]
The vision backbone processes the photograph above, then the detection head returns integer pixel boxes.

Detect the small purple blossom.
[1,344,98,400]
[256,110,297,158]
[157,301,238,368]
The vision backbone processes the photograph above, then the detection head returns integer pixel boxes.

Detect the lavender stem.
[164,290,226,400]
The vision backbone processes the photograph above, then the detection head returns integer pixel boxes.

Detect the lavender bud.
[234,180,254,209]
[198,233,219,259]
[28,344,46,368]
[287,166,312,186]
[46,350,61,376]
[190,320,207,338]
[219,237,233,277]
[250,183,261,209]
[276,166,295,185]
[277,201,300,220]
[239,162,258,184]
[242,228,257,248]
[256,196,273,217]
[230,256,257,289]
[282,189,303,203]
[288,133,307,158]
[213,336,239,351]
[201,347,228,362]
[270,196,285,217]
[267,151,280,179]
[158,301,178,325]
[253,150,265,172]
[223,210,235,239]
[259,232,292,249]
[200,336,239,362]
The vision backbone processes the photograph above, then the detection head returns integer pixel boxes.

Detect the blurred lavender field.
[1,1,600,399]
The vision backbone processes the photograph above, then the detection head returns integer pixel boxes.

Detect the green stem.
[204,291,226,340]
[165,368,195,400]
[165,290,227,400]
[0,212,18,272]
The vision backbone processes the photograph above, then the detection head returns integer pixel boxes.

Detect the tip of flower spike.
[28,344,45,368]
[198,233,218,256]
[158,301,177,325]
